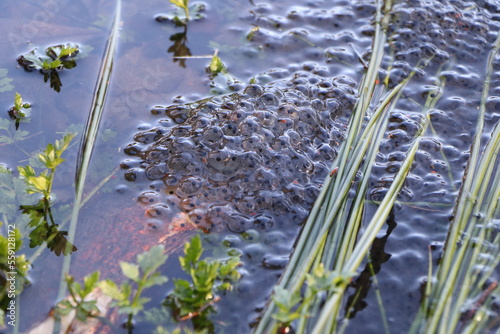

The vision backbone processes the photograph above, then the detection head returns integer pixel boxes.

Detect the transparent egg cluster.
[368,0,500,205]
[244,2,375,74]
[123,68,356,233]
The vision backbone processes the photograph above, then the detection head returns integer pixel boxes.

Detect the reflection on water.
[344,211,397,318]
[20,199,77,256]
[167,24,191,68]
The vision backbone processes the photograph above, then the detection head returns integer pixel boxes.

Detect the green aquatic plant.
[206,52,227,77]
[56,272,101,322]
[55,236,240,332]
[165,234,241,323]
[156,0,206,25]
[7,92,31,130]
[17,133,77,256]
[23,44,79,71]
[271,286,302,328]
[0,118,30,145]
[206,51,243,95]
[170,0,190,21]
[18,44,74,69]
[0,164,30,221]
[55,246,168,329]
[98,245,169,329]
[246,26,260,42]
[0,69,14,93]
[17,43,89,92]
[409,29,500,334]
[271,265,354,330]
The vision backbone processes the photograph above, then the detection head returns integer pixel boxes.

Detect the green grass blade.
[253,1,394,331]
[410,30,500,334]
[311,133,422,334]
[57,0,122,301]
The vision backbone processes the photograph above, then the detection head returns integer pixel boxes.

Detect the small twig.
[174,49,219,60]
[176,296,221,321]
[173,55,213,59]
[350,43,368,69]
[464,281,498,322]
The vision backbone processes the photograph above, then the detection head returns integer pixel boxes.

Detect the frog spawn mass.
[366,0,500,205]
[122,70,355,234]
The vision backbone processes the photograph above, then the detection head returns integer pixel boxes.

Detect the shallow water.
[0,0,499,333]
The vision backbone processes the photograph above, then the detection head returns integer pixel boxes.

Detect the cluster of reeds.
[254,0,500,333]
[409,31,500,334]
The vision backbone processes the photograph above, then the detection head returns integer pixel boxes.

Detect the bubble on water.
[262,255,288,269]
[133,129,163,144]
[145,164,167,180]
[243,84,264,97]
[123,143,143,156]
[137,191,161,205]
[145,204,173,218]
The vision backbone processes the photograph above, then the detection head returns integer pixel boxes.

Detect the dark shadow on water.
[43,70,63,93]
[167,24,192,69]
[20,198,77,256]
[344,210,397,318]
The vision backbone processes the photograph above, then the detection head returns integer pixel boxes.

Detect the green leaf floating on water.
[7,92,31,130]
[170,0,190,19]
[207,54,227,76]
[17,43,91,92]
[157,0,206,24]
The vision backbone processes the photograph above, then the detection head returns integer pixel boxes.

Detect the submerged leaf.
[137,245,168,275]
[180,234,202,272]
[98,280,126,301]
[83,271,100,296]
[271,286,302,324]
[273,286,302,311]
[0,69,14,92]
[143,273,168,288]
[218,256,241,281]
[120,262,140,282]
[170,0,190,19]
[28,224,49,248]
[75,301,99,321]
